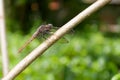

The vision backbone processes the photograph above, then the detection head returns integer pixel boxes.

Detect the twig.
[2,0,111,80]
[0,0,9,76]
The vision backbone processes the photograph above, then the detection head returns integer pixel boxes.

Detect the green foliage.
[112,73,120,80]
[2,0,120,80]
[4,28,120,80]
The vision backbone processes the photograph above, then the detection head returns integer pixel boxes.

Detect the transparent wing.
[36,27,68,43]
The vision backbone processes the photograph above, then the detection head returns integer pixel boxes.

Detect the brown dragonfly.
[18,24,68,53]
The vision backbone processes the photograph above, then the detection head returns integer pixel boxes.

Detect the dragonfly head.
[47,24,53,28]
[42,24,53,33]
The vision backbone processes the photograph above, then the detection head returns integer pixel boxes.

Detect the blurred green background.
[1,0,120,80]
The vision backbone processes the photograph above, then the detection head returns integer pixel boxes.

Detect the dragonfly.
[18,24,68,53]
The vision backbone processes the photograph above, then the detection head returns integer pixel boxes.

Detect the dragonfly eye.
[48,24,53,27]
[48,24,53,26]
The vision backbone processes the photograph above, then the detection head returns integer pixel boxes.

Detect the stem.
[0,0,9,77]
[2,0,111,80]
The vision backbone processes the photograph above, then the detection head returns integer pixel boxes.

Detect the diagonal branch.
[2,0,112,80]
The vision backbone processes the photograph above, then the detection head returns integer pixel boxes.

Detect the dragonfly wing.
[48,30,69,43]
[37,26,69,43]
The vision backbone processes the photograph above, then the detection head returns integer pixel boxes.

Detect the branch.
[0,0,9,76]
[2,0,111,80]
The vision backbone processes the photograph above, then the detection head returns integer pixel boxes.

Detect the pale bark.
[0,0,9,77]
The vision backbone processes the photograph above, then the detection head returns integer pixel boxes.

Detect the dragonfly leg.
[41,33,47,39]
